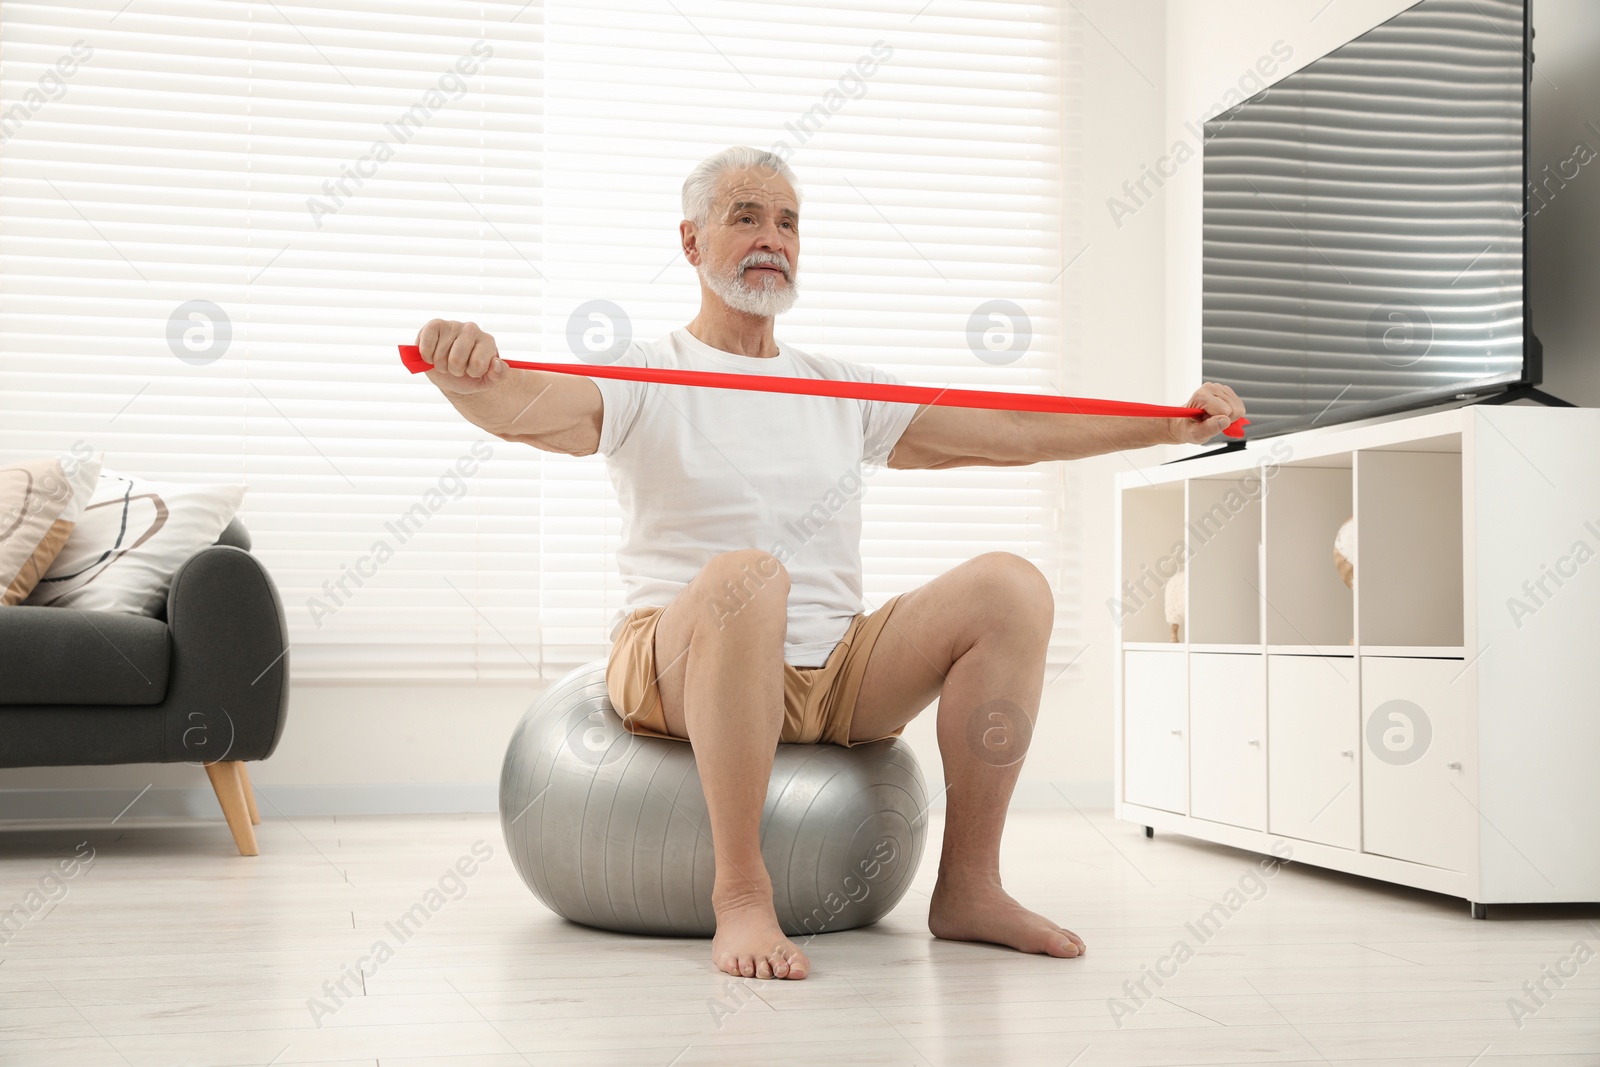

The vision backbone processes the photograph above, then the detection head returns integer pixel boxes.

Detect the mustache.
[740,251,792,280]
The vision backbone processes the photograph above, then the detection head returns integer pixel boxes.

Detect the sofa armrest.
[214,516,251,551]
[161,544,290,764]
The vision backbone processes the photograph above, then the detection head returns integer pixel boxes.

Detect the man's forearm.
[439,371,556,437]
[1016,410,1176,463]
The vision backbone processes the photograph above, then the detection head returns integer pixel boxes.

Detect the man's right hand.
[416,319,508,395]
[414,317,604,457]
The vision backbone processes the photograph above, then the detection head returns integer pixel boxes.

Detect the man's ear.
[680,220,702,267]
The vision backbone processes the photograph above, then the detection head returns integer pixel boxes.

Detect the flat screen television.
[1201,0,1540,439]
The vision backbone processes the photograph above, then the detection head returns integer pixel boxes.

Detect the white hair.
[681,146,801,226]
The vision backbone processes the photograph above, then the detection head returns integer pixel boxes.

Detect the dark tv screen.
[1202,0,1532,438]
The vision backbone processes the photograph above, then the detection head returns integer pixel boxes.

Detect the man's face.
[690,166,800,318]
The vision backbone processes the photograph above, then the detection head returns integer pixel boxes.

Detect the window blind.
[0,0,1082,682]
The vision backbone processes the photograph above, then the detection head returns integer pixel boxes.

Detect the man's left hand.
[1169,382,1246,445]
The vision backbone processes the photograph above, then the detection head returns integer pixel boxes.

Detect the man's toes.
[1046,921,1087,954]
[1043,933,1081,957]
[769,953,789,979]
[756,955,774,980]
[739,955,756,978]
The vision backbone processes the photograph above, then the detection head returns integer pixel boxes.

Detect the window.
[0,0,1080,680]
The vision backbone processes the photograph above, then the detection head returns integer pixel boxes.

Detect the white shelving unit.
[1113,406,1600,916]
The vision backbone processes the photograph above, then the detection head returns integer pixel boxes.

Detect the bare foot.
[711,897,811,980]
[927,874,1086,958]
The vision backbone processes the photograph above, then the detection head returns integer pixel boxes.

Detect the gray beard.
[699,260,799,318]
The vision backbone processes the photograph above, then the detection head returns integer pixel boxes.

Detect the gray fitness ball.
[499,661,930,937]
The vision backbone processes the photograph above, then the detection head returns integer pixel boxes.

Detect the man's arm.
[416,319,605,457]
[885,383,1246,470]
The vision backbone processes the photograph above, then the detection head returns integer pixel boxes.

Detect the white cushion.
[24,468,246,616]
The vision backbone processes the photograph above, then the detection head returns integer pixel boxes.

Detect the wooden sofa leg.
[238,762,261,825]
[205,760,260,856]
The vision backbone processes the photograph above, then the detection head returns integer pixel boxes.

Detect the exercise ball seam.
[764,751,811,924]
[602,684,648,932]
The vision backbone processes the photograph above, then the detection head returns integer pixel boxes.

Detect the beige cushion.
[0,451,103,605]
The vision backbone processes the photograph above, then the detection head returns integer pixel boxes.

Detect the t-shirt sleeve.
[591,345,649,456]
[856,362,917,469]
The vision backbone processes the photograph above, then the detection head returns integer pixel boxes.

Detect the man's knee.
[698,549,790,630]
[973,551,1054,630]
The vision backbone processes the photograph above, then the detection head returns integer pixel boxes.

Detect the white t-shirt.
[591,327,918,667]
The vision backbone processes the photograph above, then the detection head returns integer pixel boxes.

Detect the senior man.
[415,145,1245,982]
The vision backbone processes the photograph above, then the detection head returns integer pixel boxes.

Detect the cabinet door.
[1123,651,1187,814]
[1268,655,1359,849]
[1361,657,1473,872]
[1189,653,1266,830]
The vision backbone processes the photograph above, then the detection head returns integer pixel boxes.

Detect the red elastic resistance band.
[397,345,1248,439]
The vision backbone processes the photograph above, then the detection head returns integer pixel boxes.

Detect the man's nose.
[753,222,787,253]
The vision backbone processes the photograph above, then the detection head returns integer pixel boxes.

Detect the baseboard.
[1009,779,1113,809]
[0,783,499,822]
[0,778,1113,822]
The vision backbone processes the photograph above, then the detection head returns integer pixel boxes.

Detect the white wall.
[1526,0,1600,405]
[1038,0,1173,806]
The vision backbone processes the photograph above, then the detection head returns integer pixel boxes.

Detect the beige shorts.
[604,594,907,748]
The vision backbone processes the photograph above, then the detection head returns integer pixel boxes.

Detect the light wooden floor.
[1,806,1597,1066]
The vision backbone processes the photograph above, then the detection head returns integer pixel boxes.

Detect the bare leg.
[649,549,810,980]
[850,552,1086,958]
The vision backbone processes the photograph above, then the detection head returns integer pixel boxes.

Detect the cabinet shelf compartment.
[1185,475,1264,645]
[1264,462,1354,648]
[1117,483,1185,644]
[1354,447,1464,648]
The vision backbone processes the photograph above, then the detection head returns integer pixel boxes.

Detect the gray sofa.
[0,517,289,854]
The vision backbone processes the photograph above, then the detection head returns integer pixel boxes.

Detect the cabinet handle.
[1247,739,1261,746]
[1170,729,1183,736]
[1447,761,1462,770]
[1340,750,1354,757]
